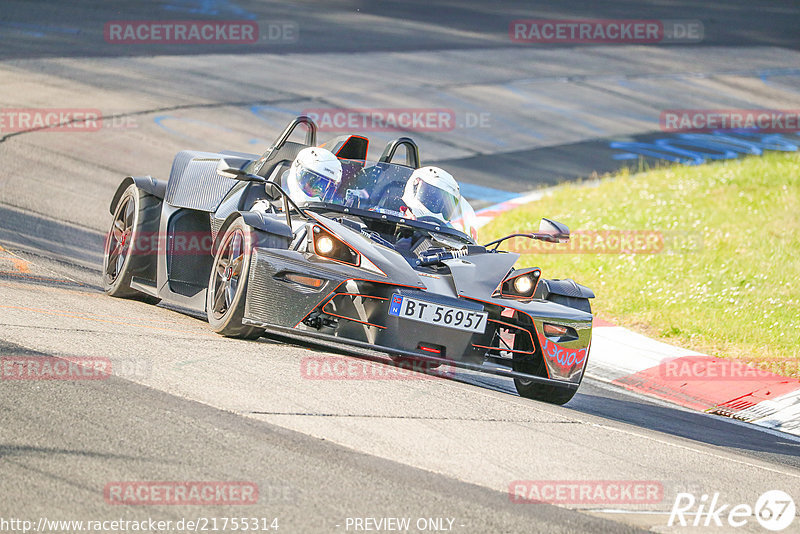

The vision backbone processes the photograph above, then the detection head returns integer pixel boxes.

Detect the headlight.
[513,275,534,295]
[497,268,541,299]
[316,235,335,255]
[307,222,386,276]
[311,225,360,267]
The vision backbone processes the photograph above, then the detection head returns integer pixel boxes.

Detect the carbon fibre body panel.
[244,248,348,327]
[165,151,239,212]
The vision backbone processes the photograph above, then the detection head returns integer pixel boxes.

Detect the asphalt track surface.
[1,2,800,533]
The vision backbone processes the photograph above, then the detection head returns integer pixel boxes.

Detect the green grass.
[481,152,800,373]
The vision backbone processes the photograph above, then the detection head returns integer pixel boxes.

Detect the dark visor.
[298,168,337,201]
[414,179,459,220]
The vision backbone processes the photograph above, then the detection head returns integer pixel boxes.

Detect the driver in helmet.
[283,147,343,206]
[401,166,461,224]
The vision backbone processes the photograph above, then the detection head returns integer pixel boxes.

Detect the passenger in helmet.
[401,166,460,223]
[283,147,343,206]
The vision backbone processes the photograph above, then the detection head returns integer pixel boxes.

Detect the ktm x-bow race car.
[103,116,594,404]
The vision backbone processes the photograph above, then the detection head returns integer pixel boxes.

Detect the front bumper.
[243,248,591,387]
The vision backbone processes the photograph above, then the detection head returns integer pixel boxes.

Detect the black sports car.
[103,116,594,404]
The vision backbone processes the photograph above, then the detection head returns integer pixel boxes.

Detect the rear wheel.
[512,331,579,405]
[103,184,161,304]
[206,218,265,339]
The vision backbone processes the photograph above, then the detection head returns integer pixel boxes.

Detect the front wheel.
[206,218,265,339]
[512,330,579,405]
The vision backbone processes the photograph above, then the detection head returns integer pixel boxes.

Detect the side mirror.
[538,218,570,243]
[217,158,266,183]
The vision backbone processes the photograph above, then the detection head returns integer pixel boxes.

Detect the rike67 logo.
[669,490,796,531]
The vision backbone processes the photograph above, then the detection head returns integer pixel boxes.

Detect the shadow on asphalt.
[0,203,105,272]
[568,391,800,462]
[1,0,798,61]
[3,205,797,466]
[253,330,800,464]
[453,365,800,462]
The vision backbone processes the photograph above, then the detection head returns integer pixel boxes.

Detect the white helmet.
[451,197,479,242]
[285,147,342,205]
[402,166,460,222]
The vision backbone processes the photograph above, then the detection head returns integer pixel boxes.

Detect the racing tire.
[206,217,267,339]
[103,183,162,304]
[512,331,580,405]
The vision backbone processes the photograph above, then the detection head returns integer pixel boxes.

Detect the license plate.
[388,294,487,333]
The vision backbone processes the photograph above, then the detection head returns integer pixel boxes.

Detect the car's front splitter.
[239,318,580,391]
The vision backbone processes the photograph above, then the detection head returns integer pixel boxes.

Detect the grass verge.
[481,152,800,374]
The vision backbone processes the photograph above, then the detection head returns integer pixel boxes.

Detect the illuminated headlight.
[310,225,360,267]
[315,235,335,255]
[307,223,385,276]
[513,275,534,295]
[497,268,540,299]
